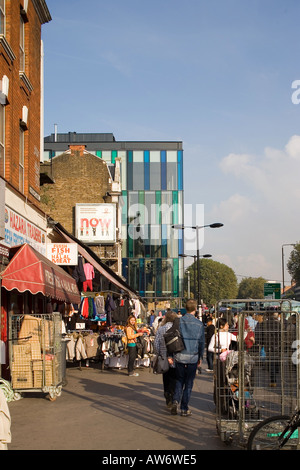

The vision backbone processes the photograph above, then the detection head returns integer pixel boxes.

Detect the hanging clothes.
[72,256,86,284]
[105,295,116,327]
[83,263,94,292]
[112,297,132,325]
[94,295,105,315]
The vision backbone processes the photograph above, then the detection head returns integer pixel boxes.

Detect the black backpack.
[163,318,185,354]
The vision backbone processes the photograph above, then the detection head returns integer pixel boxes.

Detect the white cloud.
[207,135,300,282]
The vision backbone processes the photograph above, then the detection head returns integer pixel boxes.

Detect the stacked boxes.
[11,315,57,390]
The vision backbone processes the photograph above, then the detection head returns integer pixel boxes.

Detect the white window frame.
[20,15,25,72]
[0,0,5,36]
[0,103,4,176]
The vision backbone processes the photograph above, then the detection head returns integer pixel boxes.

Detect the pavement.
[6,362,241,451]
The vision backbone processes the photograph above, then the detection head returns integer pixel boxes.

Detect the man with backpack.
[169,299,205,416]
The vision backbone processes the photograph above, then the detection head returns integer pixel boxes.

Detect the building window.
[0,103,4,176]
[0,0,5,35]
[19,128,24,193]
[20,15,25,72]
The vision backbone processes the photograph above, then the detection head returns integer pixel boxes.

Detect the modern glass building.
[43,132,184,303]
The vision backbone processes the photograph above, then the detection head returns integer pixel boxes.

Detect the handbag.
[163,318,185,354]
[153,354,169,374]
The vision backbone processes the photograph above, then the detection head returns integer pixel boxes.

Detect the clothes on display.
[83,263,94,292]
[63,327,154,370]
[78,292,143,327]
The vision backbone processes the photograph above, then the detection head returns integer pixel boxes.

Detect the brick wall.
[40,149,113,234]
[0,0,49,207]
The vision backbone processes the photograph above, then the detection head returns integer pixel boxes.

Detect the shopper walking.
[170,299,205,416]
[205,317,215,372]
[125,315,143,377]
[154,310,178,407]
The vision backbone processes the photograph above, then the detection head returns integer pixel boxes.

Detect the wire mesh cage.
[8,312,63,400]
[213,299,300,446]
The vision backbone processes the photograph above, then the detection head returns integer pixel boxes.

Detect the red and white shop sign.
[75,203,116,244]
[46,243,78,265]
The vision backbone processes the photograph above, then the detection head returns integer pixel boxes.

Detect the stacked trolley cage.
[9,313,63,401]
[213,299,300,447]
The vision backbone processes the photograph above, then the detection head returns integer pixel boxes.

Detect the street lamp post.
[173,222,223,315]
[179,253,211,301]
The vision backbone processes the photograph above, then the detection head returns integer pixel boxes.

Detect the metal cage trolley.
[213,299,300,447]
[9,312,63,401]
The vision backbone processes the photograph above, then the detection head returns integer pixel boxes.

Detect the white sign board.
[4,206,46,255]
[46,243,78,265]
[75,203,116,244]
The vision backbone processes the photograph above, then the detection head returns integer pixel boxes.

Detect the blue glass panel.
[161,150,166,163]
[144,162,150,190]
[161,162,167,190]
[178,161,183,190]
[127,162,133,190]
[139,258,145,295]
[128,150,133,162]
[177,150,183,162]
[156,258,162,296]
[161,224,167,258]
[144,150,150,163]
[122,258,128,281]
[178,236,184,258]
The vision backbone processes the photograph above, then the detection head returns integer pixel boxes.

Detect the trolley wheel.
[47,386,62,401]
[247,415,291,450]
[13,392,23,401]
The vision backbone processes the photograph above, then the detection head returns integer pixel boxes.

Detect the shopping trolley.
[213,299,300,447]
[9,312,63,401]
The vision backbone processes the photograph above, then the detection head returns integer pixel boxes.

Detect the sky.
[42,0,300,287]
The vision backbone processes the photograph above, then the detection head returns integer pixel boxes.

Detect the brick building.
[40,145,123,275]
[0,0,53,377]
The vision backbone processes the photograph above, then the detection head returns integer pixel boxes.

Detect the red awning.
[0,244,81,304]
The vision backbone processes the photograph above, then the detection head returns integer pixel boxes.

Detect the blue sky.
[42,0,300,286]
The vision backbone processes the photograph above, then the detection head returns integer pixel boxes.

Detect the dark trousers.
[128,346,137,374]
[163,367,177,402]
[173,362,198,412]
[207,350,214,370]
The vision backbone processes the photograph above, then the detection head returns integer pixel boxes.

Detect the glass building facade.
[44,133,184,301]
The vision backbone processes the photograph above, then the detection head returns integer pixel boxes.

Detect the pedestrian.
[125,315,143,377]
[261,309,281,387]
[205,317,215,372]
[169,299,205,417]
[152,311,163,333]
[154,310,179,408]
[208,318,237,414]
[148,310,155,327]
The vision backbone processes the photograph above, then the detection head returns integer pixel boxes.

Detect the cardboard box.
[11,363,33,389]
[18,315,41,344]
[13,344,32,363]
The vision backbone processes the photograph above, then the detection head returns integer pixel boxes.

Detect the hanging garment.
[83,263,95,280]
[112,297,131,325]
[75,335,87,360]
[94,295,105,315]
[105,295,116,327]
[72,256,86,283]
[83,333,99,358]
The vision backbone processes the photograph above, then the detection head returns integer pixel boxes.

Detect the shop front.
[0,243,81,394]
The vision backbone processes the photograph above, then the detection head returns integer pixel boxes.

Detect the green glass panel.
[172,191,178,225]
[111,150,117,164]
[173,258,179,296]
[155,191,161,225]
